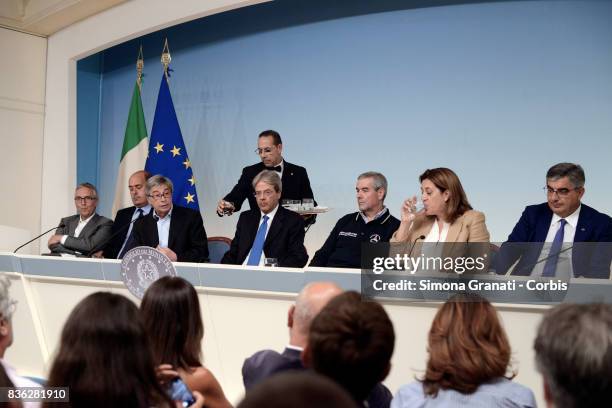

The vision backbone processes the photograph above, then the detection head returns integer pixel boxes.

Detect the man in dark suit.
[216,130,315,220]
[128,174,209,262]
[221,170,308,267]
[47,183,113,256]
[242,282,393,408]
[496,163,612,278]
[104,170,152,259]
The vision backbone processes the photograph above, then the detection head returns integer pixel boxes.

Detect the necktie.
[247,215,269,266]
[265,165,282,172]
[118,209,144,258]
[542,219,567,277]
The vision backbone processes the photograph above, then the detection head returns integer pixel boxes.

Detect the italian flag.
[111,82,148,217]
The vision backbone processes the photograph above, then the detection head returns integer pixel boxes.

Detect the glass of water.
[264,257,278,267]
[302,198,314,211]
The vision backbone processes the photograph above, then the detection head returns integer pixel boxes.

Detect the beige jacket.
[390,210,490,271]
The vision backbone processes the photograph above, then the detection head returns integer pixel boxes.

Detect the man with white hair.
[0,275,41,407]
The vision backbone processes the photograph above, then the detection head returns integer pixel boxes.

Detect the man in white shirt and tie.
[47,182,113,257]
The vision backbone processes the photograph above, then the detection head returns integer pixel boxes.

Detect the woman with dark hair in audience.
[391,294,535,407]
[140,276,232,408]
[391,168,490,271]
[43,292,203,408]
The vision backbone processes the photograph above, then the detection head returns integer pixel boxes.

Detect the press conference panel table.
[3,252,611,406]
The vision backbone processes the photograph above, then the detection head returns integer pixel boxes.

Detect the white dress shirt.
[60,213,95,246]
[154,206,173,248]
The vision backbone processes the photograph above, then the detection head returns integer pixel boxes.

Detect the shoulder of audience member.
[184,366,229,406]
[475,378,536,407]
[391,382,425,408]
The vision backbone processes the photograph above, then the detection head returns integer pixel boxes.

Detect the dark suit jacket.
[224,161,315,212]
[49,213,113,256]
[242,347,392,408]
[103,206,152,259]
[128,205,209,263]
[496,203,612,278]
[221,206,308,267]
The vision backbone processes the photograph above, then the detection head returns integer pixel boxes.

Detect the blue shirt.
[391,378,536,408]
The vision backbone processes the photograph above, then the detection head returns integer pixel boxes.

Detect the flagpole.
[136,45,144,91]
[161,38,171,82]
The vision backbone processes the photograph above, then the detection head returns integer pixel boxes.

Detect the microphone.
[408,235,426,258]
[528,243,575,269]
[86,216,141,257]
[14,223,64,253]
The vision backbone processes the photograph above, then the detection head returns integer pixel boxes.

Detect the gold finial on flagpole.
[161,38,171,80]
[136,45,144,90]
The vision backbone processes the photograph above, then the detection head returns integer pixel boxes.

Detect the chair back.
[208,236,232,264]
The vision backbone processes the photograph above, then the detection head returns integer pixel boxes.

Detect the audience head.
[146,174,174,218]
[419,168,472,223]
[238,371,358,408]
[257,130,283,167]
[534,303,612,408]
[304,291,395,403]
[129,170,152,208]
[45,292,172,408]
[288,281,343,347]
[356,172,388,217]
[140,276,204,370]
[74,182,98,219]
[422,293,514,396]
[0,275,17,357]
[252,170,282,214]
[545,162,585,218]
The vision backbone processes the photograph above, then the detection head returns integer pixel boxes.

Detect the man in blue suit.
[496,163,612,279]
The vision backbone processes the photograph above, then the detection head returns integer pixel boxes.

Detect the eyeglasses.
[544,186,581,197]
[254,147,276,155]
[74,196,96,202]
[254,189,275,198]
[148,191,172,200]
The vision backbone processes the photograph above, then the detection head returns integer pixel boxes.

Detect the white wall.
[40,0,269,235]
[0,28,46,253]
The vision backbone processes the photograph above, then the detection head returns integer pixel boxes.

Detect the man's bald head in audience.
[288,282,343,347]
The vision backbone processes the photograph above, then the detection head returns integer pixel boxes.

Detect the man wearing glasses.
[221,170,308,267]
[496,163,612,278]
[216,130,315,219]
[127,174,209,262]
[47,182,113,256]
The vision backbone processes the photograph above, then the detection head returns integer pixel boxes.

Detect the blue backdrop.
[77,0,612,253]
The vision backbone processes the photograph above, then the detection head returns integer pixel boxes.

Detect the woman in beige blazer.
[390,168,490,272]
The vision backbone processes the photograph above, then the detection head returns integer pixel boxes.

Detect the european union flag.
[146,73,200,211]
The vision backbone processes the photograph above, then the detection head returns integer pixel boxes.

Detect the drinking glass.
[264,258,278,267]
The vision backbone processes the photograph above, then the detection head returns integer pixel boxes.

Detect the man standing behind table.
[47,182,113,257]
[496,162,612,279]
[221,170,308,267]
[127,175,209,262]
[216,130,316,219]
[104,170,153,259]
[310,172,400,268]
